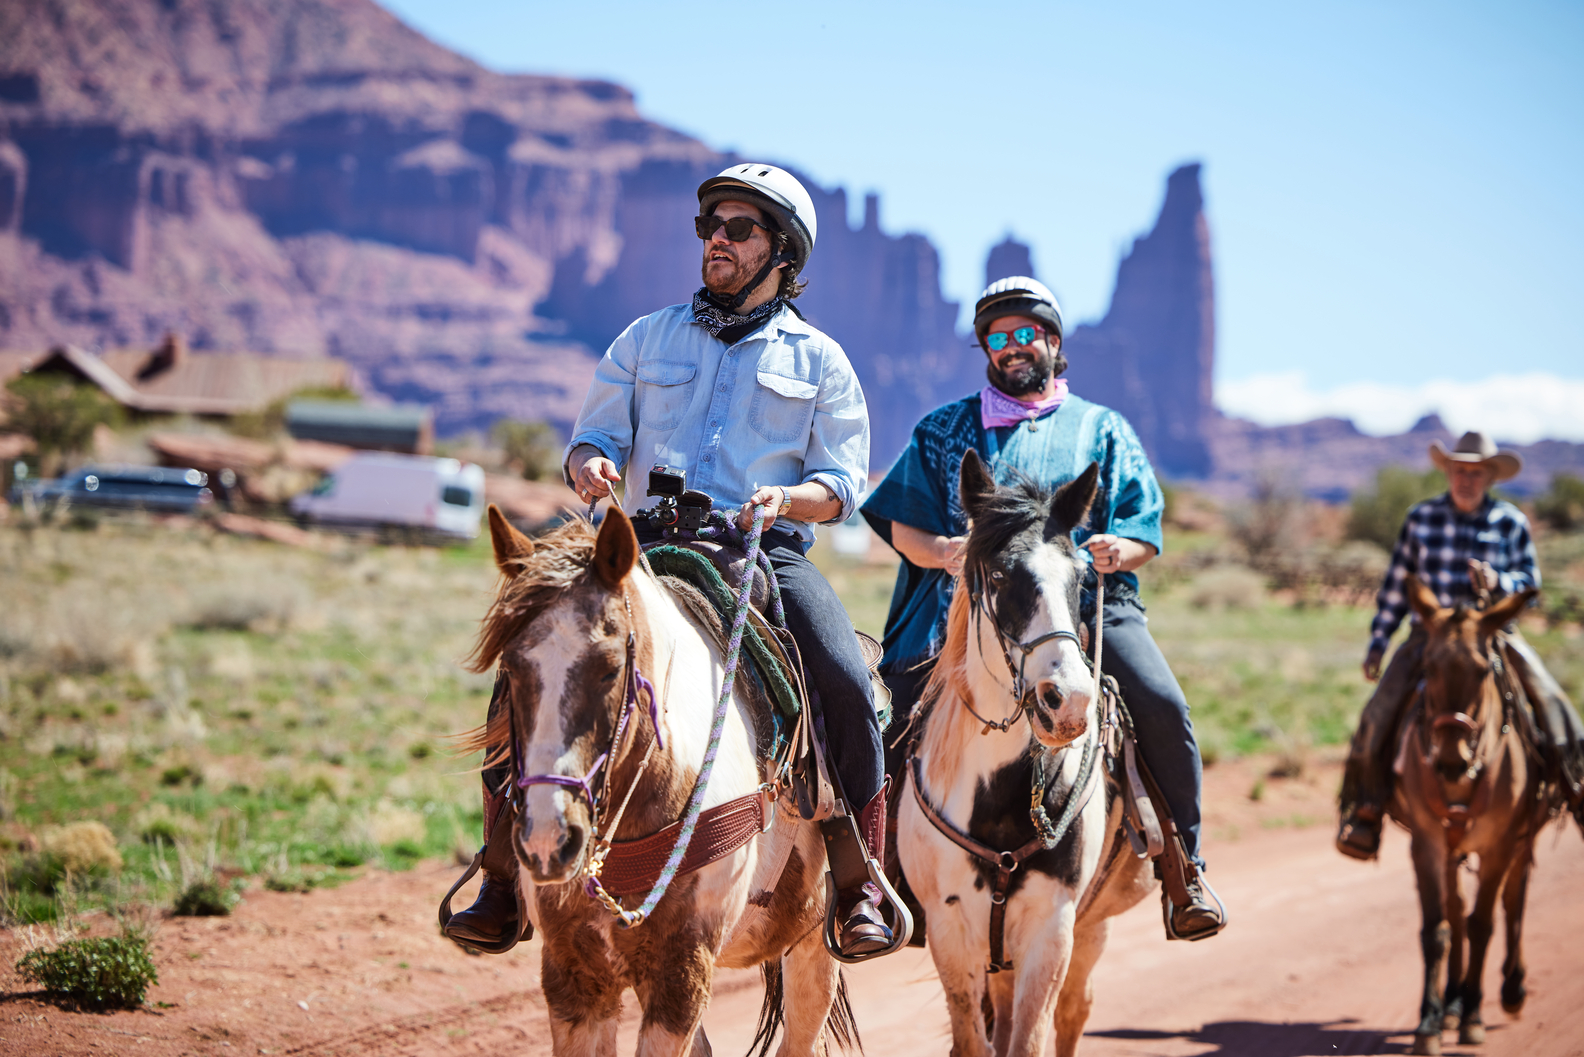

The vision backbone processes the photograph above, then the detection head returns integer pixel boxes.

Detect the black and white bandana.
[690,288,785,344]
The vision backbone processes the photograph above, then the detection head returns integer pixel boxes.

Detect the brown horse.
[1389,574,1558,1056]
[469,507,853,1056]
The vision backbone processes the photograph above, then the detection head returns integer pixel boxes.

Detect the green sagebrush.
[173,877,238,917]
[17,935,158,1009]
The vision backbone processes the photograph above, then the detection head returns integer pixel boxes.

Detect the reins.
[573,502,775,927]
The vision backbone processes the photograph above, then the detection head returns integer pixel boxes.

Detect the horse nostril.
[557,824,586,867]
[1040,684,1064,712]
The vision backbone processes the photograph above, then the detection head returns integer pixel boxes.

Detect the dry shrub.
[40,821,123,875]
[37,596,157,675]
[182,582,302,633]
[133,803,200,845]
[1188,565,1268,611]
[360,800,426,847]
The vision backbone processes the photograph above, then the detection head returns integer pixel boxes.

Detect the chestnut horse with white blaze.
[898,452,1153,1057]
[1389,574,1560,1056]
[470,506,854,1057]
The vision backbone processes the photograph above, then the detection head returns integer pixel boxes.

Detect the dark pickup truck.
[10,465,214,514]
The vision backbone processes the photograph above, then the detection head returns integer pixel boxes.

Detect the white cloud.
[1214,372,1584,444]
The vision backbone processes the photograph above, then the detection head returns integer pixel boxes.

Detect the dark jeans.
[1101,600,1205,868]
[881,598,1205,867]
[642,526,884,809]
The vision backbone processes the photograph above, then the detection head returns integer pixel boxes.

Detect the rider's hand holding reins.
[735,482,841,532]
[570,445,622,504]
[1083,534,1156,575]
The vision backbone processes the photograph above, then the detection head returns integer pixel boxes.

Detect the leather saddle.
[641,535,888,824]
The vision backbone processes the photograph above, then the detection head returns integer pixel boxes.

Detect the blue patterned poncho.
[860,392,1165,673]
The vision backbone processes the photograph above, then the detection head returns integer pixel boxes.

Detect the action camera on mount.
[646,465,713,533]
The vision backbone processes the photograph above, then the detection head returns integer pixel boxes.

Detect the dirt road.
[5,756,1581,1056]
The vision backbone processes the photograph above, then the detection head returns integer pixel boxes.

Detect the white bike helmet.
[697,163,818,282]
[973,275,1064,346]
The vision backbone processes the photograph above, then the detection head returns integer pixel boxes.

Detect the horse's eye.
[989,570,1006,584]
[600,670,619,685]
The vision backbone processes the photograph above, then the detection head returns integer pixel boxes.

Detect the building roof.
[2,337,350,415]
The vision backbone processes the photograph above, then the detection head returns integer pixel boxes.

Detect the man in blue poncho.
[862,276,1226,941]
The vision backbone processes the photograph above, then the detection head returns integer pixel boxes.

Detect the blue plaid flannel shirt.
[1368,492,1539,656]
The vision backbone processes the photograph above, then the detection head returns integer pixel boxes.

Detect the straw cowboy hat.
[1429,431,1523,482]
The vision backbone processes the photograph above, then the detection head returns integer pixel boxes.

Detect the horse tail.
[750,963,862,1055]
[826,969,862,1053]
[749,961,783,1057]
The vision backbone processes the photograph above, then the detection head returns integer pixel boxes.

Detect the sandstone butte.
[0,0,1579,493]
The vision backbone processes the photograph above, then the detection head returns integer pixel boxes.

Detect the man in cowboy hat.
[1336,431,1584,859]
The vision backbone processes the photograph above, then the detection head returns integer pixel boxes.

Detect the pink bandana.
[979,380,1069,431]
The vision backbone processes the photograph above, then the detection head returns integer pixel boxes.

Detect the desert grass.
[0,518,497,922]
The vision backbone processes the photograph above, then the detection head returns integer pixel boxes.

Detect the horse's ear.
[488,504,535,577]
[1405,574,1446,627]
[958,449,995,521]
[1478,587,1538,639]
[1049,461,1100,537]
[592,506,639,590]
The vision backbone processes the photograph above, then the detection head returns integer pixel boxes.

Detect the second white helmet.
[697,163,817,280]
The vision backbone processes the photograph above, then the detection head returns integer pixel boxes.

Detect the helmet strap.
[728,249,785,310]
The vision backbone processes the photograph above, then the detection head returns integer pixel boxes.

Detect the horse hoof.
[1412,1033,1442,1056]
[1501,972,1527,1016]
[1460,1022,1485,1045]
[1441,1012,1460,1031]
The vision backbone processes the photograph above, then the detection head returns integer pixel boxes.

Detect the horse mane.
[455,530,775,764]
[961,466,1059,587]
[913,581,985,795]
[465,517,601,675]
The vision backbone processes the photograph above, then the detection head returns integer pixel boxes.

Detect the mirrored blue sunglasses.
[984,325,1044,352]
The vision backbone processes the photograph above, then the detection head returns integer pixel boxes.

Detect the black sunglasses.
[695,214,770,242]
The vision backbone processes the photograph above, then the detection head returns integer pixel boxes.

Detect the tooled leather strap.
[597,789,768,896]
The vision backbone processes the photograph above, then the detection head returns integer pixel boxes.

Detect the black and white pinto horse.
[898,452,1154,1057]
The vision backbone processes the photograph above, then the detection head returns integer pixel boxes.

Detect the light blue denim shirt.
[564,302,870,543]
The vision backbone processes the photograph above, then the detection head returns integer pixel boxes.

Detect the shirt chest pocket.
[635,360,698,431]
[750,369,819,443]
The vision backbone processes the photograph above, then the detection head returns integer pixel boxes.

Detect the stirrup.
[1162,874,1228,942]
[437,846,531,956]
[819,803,913,963]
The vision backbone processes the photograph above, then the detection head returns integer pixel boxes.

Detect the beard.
[986,346,1066,397]
[701,240,772,300]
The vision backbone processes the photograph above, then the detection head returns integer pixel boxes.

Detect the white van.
[290,452,485,540]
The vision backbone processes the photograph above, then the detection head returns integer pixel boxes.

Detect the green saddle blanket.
[644,544,803,719]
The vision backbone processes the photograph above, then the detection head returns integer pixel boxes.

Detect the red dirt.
[5,754,1581,1057]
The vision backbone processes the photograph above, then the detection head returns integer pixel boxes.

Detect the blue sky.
[380,0,1584,440]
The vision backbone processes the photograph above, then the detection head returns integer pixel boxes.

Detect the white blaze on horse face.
[516,603,594,881]
[1021,542,1092,747]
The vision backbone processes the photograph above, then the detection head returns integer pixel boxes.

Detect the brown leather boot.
[839,782,892,957]
[440,784,529,954]
[1336,755,1384,861]
[1336,803,1382,861]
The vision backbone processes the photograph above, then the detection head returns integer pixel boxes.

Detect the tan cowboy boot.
[441,783,527,954]
[838,783,892,957]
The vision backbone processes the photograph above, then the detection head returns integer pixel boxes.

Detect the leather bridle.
[964,570,1083,734]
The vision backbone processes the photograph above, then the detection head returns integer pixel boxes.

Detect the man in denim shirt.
[563,164,887,956]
